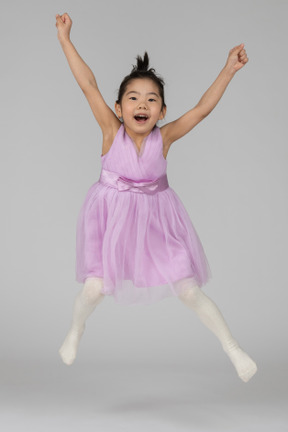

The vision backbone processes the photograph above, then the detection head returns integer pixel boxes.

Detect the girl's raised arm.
[55,13,120,137]
[161,44,248,148]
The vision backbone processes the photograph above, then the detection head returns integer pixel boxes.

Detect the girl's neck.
[123,124,154,148]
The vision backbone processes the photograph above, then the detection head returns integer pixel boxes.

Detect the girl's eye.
[148,98,156,102]
[129,97,137,100]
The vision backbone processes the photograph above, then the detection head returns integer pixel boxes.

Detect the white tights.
[59,277,105,366]
[177,278,257,382]
[59,277,257,382]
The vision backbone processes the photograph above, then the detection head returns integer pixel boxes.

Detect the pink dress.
[76,124,211,305]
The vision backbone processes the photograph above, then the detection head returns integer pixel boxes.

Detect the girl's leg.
[177,278,257,382]
[59,277,105,365]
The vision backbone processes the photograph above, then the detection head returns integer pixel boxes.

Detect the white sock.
[177,278,257,382]
[59,277,105,365]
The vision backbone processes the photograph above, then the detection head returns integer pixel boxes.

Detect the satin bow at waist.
[99,168,169,195]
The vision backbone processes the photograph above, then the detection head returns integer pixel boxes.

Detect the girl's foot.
[59,326,85,365]
[224,342,258,382]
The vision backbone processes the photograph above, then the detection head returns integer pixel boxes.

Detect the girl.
[55,12,257,382]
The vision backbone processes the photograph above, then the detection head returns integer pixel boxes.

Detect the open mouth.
[134,114,149,123]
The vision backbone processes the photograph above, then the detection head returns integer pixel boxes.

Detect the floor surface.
[1,359,287,432]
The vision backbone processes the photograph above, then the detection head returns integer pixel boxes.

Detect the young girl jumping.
[55,13,257,382]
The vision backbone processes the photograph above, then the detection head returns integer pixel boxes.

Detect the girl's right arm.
[55,13,120,138]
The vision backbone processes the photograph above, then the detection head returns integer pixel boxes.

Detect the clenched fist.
[225,43,249,73]
[55,13,73,42]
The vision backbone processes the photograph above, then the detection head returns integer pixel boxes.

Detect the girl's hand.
[55,13,72,42]
[225,43,249,73]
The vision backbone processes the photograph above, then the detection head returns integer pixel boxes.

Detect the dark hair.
[116,52,166,109]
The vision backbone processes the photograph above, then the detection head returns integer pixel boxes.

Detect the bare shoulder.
[159,123,175,159]
[159,123,172,145]
[101,122,122,156]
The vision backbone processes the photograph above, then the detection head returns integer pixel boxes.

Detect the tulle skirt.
[76,181,211,305]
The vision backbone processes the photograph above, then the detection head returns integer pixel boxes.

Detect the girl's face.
[115,78,166,137]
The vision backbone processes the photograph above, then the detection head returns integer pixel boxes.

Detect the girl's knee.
[82,277,104,304]
[177,278,202,304]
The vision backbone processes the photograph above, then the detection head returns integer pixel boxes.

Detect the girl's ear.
[115,102,122,119]
[159,106,167,120]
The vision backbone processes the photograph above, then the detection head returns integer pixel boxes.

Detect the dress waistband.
[99,168,169,195]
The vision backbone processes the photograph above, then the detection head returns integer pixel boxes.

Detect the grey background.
[1,0,287,431]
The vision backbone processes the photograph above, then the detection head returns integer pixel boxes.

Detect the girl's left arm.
[161,43,248,147]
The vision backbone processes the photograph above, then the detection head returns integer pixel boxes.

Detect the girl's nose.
[137,101,147,109]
